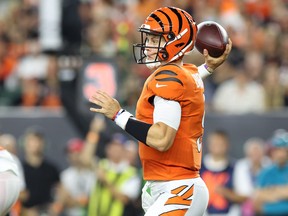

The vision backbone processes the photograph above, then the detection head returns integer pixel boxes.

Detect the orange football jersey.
[136,63,205,181]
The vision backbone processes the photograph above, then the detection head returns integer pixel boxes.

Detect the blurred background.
[0,0,287,216]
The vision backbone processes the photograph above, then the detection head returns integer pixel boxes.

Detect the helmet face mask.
[133,30,168,65]
[133,6,197,67]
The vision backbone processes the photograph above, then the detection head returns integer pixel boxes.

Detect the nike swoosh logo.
[156,83,167,88]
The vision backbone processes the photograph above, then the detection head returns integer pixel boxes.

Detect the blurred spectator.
[20,127,60,216]
[87,134,141,216]
[0,34,19,105]
[0,0,287,114]
[219,0,246,40]
[83,17,116,58]
[262,63,286,110]
[10,38,61,107]
[233,137,271,216]
[253,129,288,216]
[122,139,144,216]
[278,34,288,106]
[244,52,264,82]
[212,64,266,114]
[79,115,141,216]
[201,130,245,216]
[56,138,96,216]
[0,35,16,84]
[241,0,272,24]
[123,139,140,168]
[80,114,106,169]
[61,0,85,55]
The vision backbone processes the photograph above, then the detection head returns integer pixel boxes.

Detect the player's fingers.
[91,91,105,101]
[223,40,232,57]
[97,90,112,101]
[90,107,104,113]
[92,92,112,107]
[228,38,232,46]
[89,95,104,106]
[226,39,232,53]
[89,91,108,105]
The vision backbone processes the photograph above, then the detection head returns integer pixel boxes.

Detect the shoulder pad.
[149,64,185,101]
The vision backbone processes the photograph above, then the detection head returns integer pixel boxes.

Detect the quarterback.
[0,146,21,216]
[90,6,232,216]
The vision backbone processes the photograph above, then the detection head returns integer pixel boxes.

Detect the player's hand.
[89,90,121,120]
[204,38,232,71]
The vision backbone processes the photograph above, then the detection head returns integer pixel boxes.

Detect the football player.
[0,146,21,216]
[89,6,232,216]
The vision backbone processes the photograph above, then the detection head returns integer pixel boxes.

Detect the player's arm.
[144,96,180,151]
[254,186,288,202]
[274,185,288,199]
[89,91,180,152]
[215,186,247,203]
[198,38,232,79]
[79,115,105,168]
[145,122,176,152]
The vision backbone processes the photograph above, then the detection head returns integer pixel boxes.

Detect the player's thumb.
[203,49,208,57]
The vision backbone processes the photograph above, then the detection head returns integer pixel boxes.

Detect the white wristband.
[198,64,213,79]
[114,109,133,130]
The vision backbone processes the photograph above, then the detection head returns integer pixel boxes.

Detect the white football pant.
[142,177,209,216]
[0,171,21,216]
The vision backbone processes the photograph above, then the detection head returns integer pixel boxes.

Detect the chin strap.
[146,62,162,70]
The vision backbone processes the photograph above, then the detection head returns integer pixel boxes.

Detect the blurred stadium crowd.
[0,0,287,113]
[0,0,288,216]
[1,117,288,216]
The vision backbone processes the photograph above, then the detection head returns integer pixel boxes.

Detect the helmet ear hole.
[160,50,169,61]
[167,32,175,41]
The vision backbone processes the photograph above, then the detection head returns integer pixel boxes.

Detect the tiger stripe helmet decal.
[133,7,197,64]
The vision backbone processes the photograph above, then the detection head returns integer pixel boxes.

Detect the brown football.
[195,21,228,58]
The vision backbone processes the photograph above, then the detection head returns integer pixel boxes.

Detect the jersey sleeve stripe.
[156,77,183,86]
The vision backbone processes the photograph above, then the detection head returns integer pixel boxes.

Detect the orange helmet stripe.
[168,7,183,34]
[156,9,172,32]
[149,13,165,32]
[180,10,193,46]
